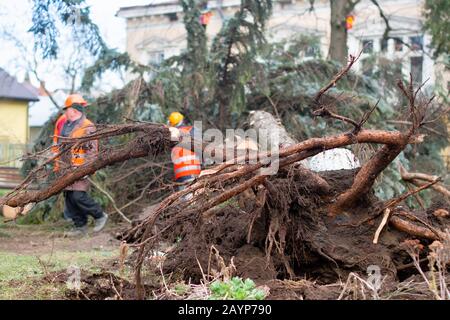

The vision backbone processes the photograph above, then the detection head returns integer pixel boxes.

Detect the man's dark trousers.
[64,191,103,227]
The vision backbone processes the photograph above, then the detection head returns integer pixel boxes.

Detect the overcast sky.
[0,0,150,91]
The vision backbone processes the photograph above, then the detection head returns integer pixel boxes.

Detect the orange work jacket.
[52,115,97,171]
[171,126,201,181]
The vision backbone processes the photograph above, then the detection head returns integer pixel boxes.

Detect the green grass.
[0,249,118,300]
[0,189,12,197]
[0,216,78,232]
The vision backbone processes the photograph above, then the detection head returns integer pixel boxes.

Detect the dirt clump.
[64,270,156,300]
[153,167,448,287]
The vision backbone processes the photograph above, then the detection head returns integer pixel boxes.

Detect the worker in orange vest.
[168,112,202,193]
[52,94,108,237]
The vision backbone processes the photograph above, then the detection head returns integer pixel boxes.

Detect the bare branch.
[369,0,392,41]
[313,52,361,105]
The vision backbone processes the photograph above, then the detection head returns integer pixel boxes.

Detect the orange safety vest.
[171,126,201,181]
[52,115,67,172]
[52,116,97,171]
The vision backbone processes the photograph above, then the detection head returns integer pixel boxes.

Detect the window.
[381,37,406,52]
[381,38,388,52]
[393,60,403,79]
[166,13,178,21]
[393,37,403,51]
[409,36,423,51]
[362,40,373,53]
[305,45,320,58]
[362,58,374,76]
[410,56,423,84]
[148,51,165,65]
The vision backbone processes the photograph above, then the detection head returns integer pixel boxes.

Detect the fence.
[0,142,29,168]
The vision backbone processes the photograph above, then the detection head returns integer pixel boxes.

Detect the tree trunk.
[219,95,229,131]
[328,0,357,64]
[248,110,331,193]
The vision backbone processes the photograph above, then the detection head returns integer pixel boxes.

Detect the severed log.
[248,110,331,194]
[248,110,298,148]
[248,110,360,171]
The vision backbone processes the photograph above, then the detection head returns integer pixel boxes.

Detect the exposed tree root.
[390,215,446,241]
[399,164,450,199]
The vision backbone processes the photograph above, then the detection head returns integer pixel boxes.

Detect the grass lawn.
[0,217,123,300]
[0,249,118,299]
[0,189,12,196]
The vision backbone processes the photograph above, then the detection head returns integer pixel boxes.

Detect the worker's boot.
[64,225,88,237]
[93,212,108,233]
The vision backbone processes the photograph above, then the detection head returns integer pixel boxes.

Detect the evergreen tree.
[179,0,209,119]
[29,0,143,90]
[423,0,450,58]
[210,0,273,128]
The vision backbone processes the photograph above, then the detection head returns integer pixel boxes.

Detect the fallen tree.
[2,56,448,300]
[120,72,447,298]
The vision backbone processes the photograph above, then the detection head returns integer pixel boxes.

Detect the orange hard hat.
[64,94,88,109]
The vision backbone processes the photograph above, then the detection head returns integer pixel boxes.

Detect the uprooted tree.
[3,0,448,299]
[1,55,449,299]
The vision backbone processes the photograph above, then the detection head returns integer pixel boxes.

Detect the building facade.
[117,0,448,168]
[0,68,39,168]
[117,0,445,88]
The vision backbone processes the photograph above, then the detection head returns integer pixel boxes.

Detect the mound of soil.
[157,167,447,286]
[64,271,157,300]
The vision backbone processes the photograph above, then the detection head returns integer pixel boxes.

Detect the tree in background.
[28,0,147,91]
[327,0,360,64]
[155,0,273,128]
[179,0,209,120]
[313,0,448,65]
[423,0,450,58]
[211,0,273,128]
